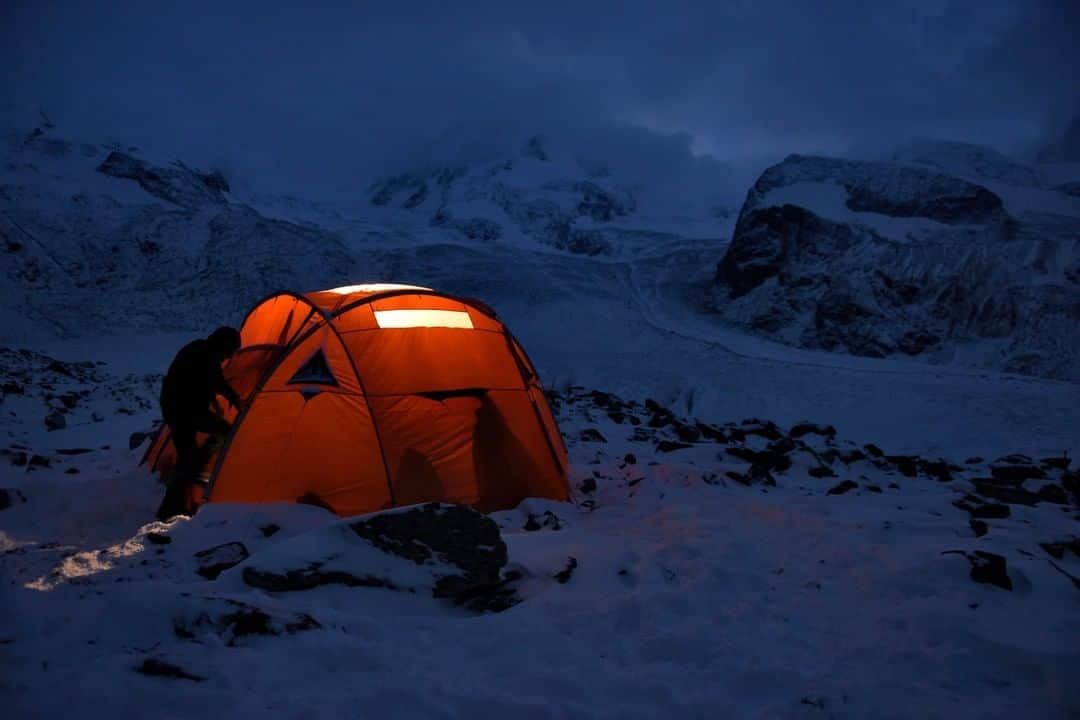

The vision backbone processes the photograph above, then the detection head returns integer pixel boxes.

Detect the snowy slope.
[709,149,1080,380]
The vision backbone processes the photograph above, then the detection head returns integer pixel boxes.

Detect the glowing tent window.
[288,348,339,385]
[373,309,474,329]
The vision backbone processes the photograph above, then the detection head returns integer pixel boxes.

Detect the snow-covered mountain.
[1,126,356,344]
[709,143,1080,380]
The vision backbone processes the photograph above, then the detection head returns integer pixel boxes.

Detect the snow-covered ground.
[2,126,1079,718]
[2,356,1078,718]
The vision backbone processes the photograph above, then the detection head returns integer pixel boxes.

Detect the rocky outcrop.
[241,503,517,613]
[97,151,228,208]
[709,152,1080,379]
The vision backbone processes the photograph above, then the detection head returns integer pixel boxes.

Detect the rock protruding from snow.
[709,151,1080,380]
[241,503,516,612]
[97,152,228,208]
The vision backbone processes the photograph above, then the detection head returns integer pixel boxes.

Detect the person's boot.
[155,480,188,521]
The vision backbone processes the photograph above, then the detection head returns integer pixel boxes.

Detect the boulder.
[243,503,516,613]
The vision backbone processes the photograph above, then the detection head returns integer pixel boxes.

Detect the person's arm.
[209,360,242,409]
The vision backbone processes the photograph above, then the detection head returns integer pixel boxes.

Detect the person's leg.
[156,416,197,521]
[187,411,233,484]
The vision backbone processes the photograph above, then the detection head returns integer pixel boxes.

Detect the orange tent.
[143,284,569,516]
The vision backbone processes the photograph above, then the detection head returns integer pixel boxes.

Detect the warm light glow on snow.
[324,283,433,295]
[373,309,474,329]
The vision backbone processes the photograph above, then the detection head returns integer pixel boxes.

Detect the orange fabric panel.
[465,307,503,332]
[368,394,483,506]
[262,327,361,395]
[529,386,569,470]
[368,390,568,512]
[331,305,378,332]
[240,295,316,347]
[211,391,391,516]
[474,390,569,510]
[342,328,526,395]
[305,290,368,314]
[223,346,280,401]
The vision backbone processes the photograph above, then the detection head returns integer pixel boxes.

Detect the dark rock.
[7,451,28,467]
[523,511,562,532]
[968,551,1013,591]
[194,542,250,580]
[990,464,1047,483]
[838,449,867,464]
[656,440,693,453]
[64,468,79,475]
[965,456,984,465]
[887,482,900,489]
[647,412,672,429]
[695,423,728,443]
[0,488,27,511]
[886,455,919,477]
[45,410,66,431]
[726,470,752,486]
[1039,541,1066,559]
[554,557,578,584]
[129,431,151,450]
[579,475,597,494]
[28,454,50,468]
[973,480,1040,506]
[919,460,953,483]
[970,519,988,537]
[865,484,883,493]
[56,448,93,456]
[789,422,837,439]
[350,503,511,610]
[809,466,837,479]
[623,453,636,465]
[588,390,615,407]
[145,532,171,545]
[997,453,1034,465]
[740,420,784,441]
[174,600,320,646]
[1,382,24,396]
[827,480,858,495]
[1040,455,1071,471]
[259,524,281,538]
[1036,484,1068,505]
[135,659,205,682]
[579,428,607,443]
[672,421,701,443]
[864,443,884,458]
[243,565,396,593]
[970,503,1011,519]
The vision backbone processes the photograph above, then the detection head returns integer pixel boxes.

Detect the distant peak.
[521,135,550,162]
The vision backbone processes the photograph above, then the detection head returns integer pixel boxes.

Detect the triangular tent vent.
[288,348,338,386]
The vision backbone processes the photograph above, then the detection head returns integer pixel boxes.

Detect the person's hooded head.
[207,326,241,362]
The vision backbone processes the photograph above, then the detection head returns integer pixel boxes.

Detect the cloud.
[2,0,1075,198]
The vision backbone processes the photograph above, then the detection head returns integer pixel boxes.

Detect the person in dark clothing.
[155,327,243,521]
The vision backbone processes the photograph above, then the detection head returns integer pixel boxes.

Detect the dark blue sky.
[3,1,1077,195]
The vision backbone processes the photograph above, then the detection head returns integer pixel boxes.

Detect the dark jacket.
[160,339,240,415]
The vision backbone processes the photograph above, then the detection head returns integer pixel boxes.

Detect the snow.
[3,386,1079,718]
[2,127,1079,718]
